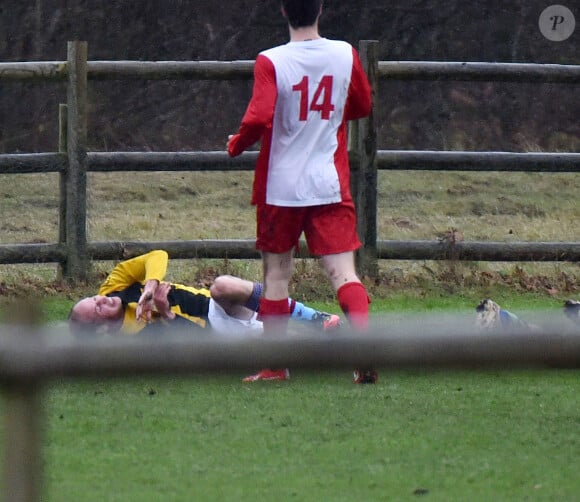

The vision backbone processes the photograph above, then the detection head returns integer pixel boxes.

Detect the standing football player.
[227,0,376,383]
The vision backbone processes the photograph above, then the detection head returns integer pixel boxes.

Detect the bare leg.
[210,275,255,321]
[262,249,294,300]
[211,272,338,328]
[319,251,362,290]
[321,251,375,383]
[256,249,294,340]
[321,250,369,329]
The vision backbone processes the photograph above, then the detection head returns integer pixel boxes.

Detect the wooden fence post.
[2,382,44,502]
[64,41,89,281]
[354,40,379,278]
[57,103,67,280]
[1,302,45,502]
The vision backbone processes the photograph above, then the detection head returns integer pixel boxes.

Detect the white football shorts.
[207,298,264,337]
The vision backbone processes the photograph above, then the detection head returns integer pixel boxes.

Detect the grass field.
[35,369,580,501]
[2,294,579,501]
[0,168,578,500]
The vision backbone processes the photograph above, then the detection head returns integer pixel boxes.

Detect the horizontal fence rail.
[0,60,256,81]
[86,151,259,172]
[1,319,580,381]
[376,151,580,172]
[1,240,580,264]
[378,61,580,83]
[0,153,67,174]
[2,151,580,174]
[3,60,580,83]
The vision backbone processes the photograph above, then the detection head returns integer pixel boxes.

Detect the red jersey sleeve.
[228,54,278,157]
[344,47,372,121]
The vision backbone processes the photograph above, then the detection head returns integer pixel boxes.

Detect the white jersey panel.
[261,39,353,207]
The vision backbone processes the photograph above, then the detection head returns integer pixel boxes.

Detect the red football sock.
[258,297,291,337]
[337,282,370,330]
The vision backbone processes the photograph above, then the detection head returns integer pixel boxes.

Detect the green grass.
[38,370,579,501]
[0,296,577,501]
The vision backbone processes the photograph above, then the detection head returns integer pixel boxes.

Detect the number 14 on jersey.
[292,75,335,121]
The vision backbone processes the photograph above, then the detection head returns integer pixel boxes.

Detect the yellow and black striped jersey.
[98,250,211,335]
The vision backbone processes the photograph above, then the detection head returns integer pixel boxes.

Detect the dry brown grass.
[0,170,578,298]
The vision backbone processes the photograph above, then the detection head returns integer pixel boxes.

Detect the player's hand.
[226,134,237,156]
[136,279,159,323]
[153,282,175,320]
[136,294,153,323]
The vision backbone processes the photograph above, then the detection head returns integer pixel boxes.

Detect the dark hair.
[282,0,322,29]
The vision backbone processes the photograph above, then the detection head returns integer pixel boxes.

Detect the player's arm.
[227,55,277,157]
[98,250,169,322]
[344,47,372,121]
[98,250,168,296]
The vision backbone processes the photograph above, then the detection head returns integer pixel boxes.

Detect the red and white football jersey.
[228,38,371,207]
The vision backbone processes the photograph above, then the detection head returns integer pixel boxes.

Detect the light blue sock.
[288,299,321,322]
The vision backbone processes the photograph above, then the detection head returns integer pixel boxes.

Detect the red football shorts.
[256,200,362,255]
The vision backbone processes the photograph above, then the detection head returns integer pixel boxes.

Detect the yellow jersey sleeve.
[98,250,169,296]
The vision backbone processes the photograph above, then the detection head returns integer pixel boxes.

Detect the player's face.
[75,295,123,323]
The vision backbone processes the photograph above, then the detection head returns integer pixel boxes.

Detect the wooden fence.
[1,41,579,280]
